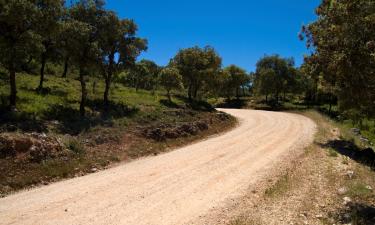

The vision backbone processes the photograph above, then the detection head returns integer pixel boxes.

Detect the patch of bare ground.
[197,110,374,225]
[0,111,236,197]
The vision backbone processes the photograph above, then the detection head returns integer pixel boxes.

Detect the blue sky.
[106,0,319,72]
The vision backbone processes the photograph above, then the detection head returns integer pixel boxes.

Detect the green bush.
[65,138,85,155]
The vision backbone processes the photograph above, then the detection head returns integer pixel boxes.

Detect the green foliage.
[35,0,65,90]
[301,0,375,119]
[128,60,159,92]
[222,65,250,99]
[159,67,183,101]
[65,138,85,155]
[0,0,44,106]
[97,10,147,104]
[171,46,222,100]
[253,55,298,104]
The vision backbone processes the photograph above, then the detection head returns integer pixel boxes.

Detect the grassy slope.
[0,72,237,196]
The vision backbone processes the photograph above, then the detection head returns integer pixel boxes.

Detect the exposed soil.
[198,111,375,225]
[0,110,235,196]
[0,109,316,225]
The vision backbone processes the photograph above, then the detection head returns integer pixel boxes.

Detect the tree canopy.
[301,0,375,118]
[171,46,222,101]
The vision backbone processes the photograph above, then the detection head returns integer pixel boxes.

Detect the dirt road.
[0,109,316,225]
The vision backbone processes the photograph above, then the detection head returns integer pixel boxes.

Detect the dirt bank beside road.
[0,109,316,225]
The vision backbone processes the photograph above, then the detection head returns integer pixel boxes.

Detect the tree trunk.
[266,94,268,103]
[236,87,240,100]
[193,82,199,100]
[103,53,114,106]
[167,90,171,102]
[62,57,69,78]
[188,83,192,101]
[9,68,17,108]
[38,54,46,91]
[104,78,111,106]
[275,92,279,104]
[79,67,87,117]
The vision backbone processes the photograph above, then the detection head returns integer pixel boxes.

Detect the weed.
[265,173,291,198]
[347,182,373,198]
[328,148,338,157]
[65,138,85,155]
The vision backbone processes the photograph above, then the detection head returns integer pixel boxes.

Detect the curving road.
[0,109,316,225]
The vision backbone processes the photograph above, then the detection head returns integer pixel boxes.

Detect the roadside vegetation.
[0,0,243,196]
[227,110,374,225]
[0,0,374,222]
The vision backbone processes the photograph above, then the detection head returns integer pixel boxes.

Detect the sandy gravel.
[0,109,316,225]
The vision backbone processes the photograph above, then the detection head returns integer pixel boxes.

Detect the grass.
[228,103,374,224]
[264,173,292,198]
[0,70,237,196]
[347,182,373,198]
[328,148,339,157]
[65,138,85,155]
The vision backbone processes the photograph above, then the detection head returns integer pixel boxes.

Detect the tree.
[223,65,249,100]
[171,46,222,101]
[98,11,147,105]
[67,0,103,117]
[138,59,159,92]
[301,0,375,118]
[0,0,43,108]
[159,67,183,102]
[254,68,277,102]
[253,55,292,103]
[35,0,64,91]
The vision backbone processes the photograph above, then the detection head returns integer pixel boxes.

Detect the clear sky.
[105,0,320,72]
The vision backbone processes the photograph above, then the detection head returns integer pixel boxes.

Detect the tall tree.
[35,0,64,91]
[67,0,103,117]
[98,11,147,105]
[223,65,249,100]
[301,0,375,118]
[0,0,43,108]
[159,67,183,102]
[253,55,293,103]
[171,46,222,101]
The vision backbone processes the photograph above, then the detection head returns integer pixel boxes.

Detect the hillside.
[0,72,236,196]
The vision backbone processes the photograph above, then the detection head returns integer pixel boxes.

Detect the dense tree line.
[252,55,305,104]
[300,0,375,120]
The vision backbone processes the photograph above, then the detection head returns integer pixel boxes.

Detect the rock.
[351,128,361,136]
[91,168,98,173]
[346,170,354,179]
[343,196,352,205]
[359,136,369,143]
[194,121,209,131]
[365,185,372,190]
[338,187,348,195]
[315,214,323,219]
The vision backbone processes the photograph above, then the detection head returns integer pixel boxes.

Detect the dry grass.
[226,109,375,225]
